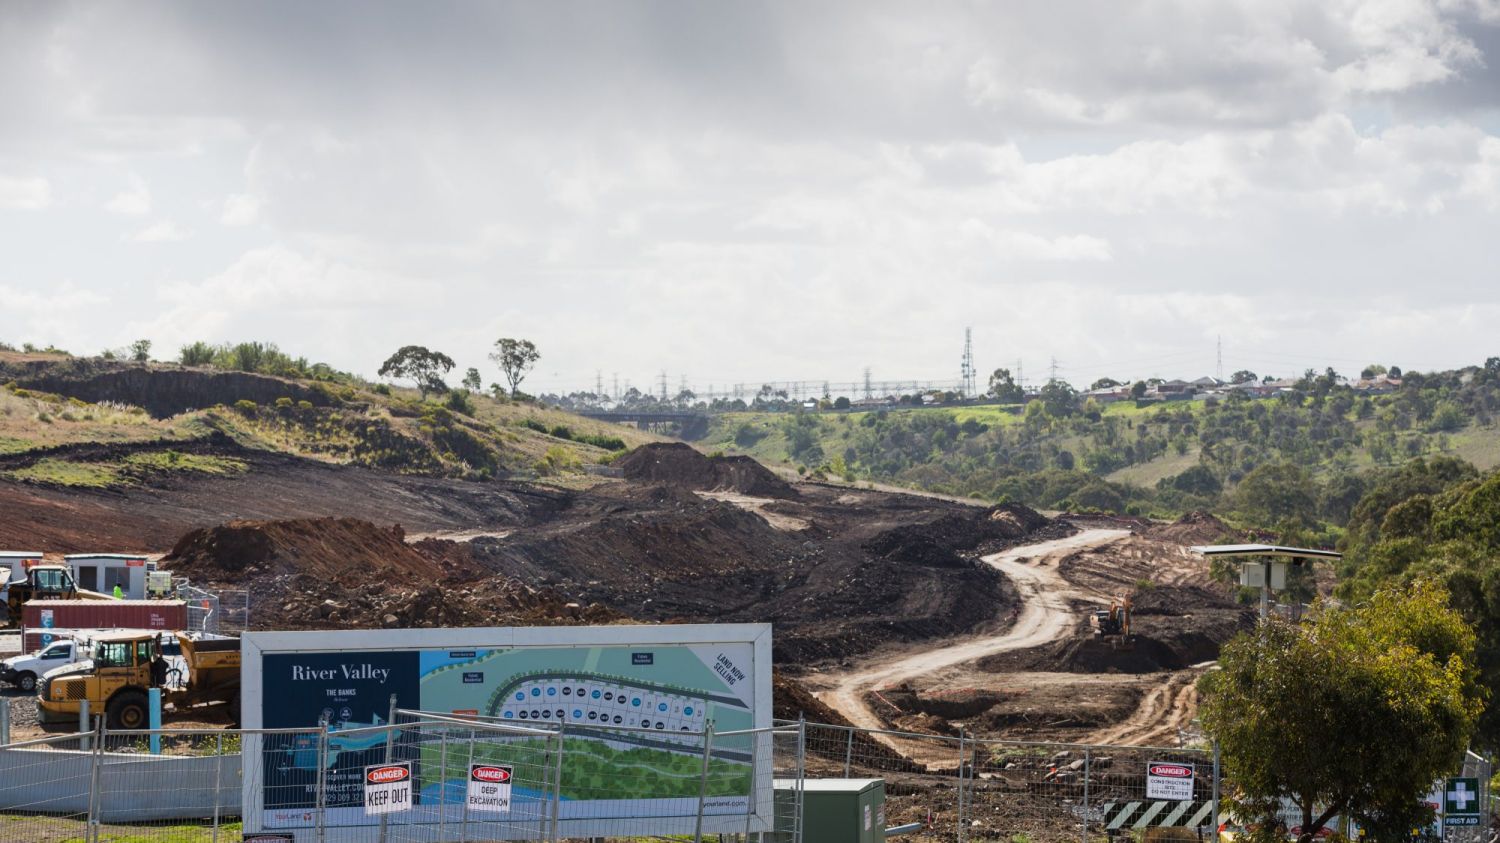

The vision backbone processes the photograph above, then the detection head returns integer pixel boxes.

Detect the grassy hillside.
[701,362,1500,523]
[0,351,662,489]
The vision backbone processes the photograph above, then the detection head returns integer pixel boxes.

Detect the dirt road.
[815,529,1131,741]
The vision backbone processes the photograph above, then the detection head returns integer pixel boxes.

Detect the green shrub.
[179,341,216,366]
[550,425,574,440]
[445,390,476,416]
[522,419,549,434]
[274,397,293,409]
[372,384,392,396]
[296,400,314,411]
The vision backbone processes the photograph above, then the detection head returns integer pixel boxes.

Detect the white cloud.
[0,175,51,209]
[104,175,151,215]
[220,193,259,225]
[127,220,189,242]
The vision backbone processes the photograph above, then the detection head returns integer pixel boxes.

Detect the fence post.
[956,728,966,843]
[438,730,448,843]
[1082,748,1090,843]
[694,721,717,843]
[379,694,396,843]
[316,717,330,843]
[212,731,224,843]
[79,699,90,751]
[796,716,807,843]
[743,728,759,841]
[1211,740,1221,838]
[843,726,854,777]
[0,697,9,745]
[459,727,475,843]
[550,723,565,843]
[87,716,104,843]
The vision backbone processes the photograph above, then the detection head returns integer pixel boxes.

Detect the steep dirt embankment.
[443,469,1060,664]
[0,358,335,419]
[165,517,615,630]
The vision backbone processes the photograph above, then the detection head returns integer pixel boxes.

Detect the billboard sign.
[240,623,772,841]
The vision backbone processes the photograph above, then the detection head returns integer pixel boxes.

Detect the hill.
[0,350,662,550]
[699,359,1500,526]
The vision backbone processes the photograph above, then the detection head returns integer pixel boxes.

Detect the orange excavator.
[1090,594,1134,649]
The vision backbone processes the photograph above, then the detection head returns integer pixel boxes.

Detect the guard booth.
[64,553,155,598]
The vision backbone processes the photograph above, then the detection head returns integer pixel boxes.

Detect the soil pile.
[460,482,1053,664]
[615,443,796,498]
[167,517,468,584]
[1145,510,1236,545]
[164,517,619,631]
[863,504,1051,568]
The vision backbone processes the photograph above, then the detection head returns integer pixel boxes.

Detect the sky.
[2,1,1498,394]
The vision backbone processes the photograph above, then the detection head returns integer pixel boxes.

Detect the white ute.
[1,639,78,692]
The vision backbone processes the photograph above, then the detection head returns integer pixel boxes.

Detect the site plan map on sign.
[253,630,764,833]
[415,643,754,806]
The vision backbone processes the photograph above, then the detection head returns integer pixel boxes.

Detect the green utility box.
[773,778,887,843]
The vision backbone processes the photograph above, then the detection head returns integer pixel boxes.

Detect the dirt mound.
[863,504,1048,568]
[1145,510,1236,545]
[458,481,1047,664]
[166,517,468,585]
[164,517,621,631]
[615,443,796,498]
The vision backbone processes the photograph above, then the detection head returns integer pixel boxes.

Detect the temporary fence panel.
[0,731,94,840]
[795,719,1219,843]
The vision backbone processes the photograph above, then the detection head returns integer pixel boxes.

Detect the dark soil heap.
[615,442,797,498]
[165,517,615,630]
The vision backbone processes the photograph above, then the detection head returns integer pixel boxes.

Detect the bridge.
[577,411,709,439]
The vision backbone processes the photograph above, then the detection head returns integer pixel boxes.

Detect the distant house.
[1152,379,1196,400]
[1082,386,1129,404]
[1353,374,1402,394]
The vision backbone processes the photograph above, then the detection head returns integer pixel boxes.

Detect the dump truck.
[36,629,240,729]
[4,562,115,626]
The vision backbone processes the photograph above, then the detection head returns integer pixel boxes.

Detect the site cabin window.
[76,566,98,592]
[103,567,129,594]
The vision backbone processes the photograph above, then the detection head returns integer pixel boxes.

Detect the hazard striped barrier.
[1098,800,1214,830]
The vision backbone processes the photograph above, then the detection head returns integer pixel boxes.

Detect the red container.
[22,599,188,651]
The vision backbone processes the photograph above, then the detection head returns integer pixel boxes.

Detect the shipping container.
[22,600,187,651]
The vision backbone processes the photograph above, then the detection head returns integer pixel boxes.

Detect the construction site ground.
[2,437,1253,757]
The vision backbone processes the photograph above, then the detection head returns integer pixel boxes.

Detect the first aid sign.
[468,764,514,813]
[364,763,412,815]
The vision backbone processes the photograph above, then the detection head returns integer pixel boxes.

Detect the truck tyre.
[228,695,241,728]
[15,672,35,693]
[107,690,149,730]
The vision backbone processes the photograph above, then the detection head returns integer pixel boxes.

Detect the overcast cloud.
[1,0,1497,392]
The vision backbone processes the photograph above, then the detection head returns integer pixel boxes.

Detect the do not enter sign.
[468,764,514,813]
[363,763,412,815]
[1146,761,1195,800]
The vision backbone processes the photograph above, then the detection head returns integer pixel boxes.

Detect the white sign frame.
[363,762,412,815]
[468,763,514,813]
[1146,761,1195,801]
[240,623,773,842]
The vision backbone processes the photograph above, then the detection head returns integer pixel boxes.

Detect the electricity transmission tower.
[960,327,976,397]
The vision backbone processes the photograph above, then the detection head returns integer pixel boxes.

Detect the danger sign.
[1146,761,1194,800]
[363,762,412,815]
[468,763,514,813]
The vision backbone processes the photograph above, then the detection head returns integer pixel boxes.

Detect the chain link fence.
[0,716,1488,842]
